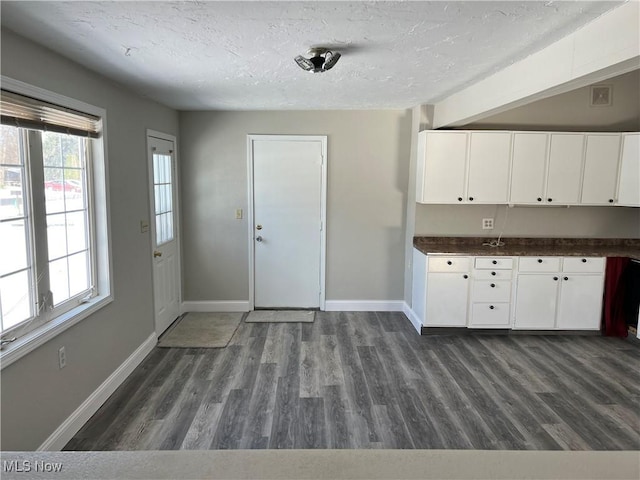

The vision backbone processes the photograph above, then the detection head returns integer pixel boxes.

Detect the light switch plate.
[140,220,149,233]
[235,209,243,220]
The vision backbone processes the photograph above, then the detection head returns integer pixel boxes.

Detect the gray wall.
[1,30,179,450]
[179,110,412,302]
[469,69,640,132]
[415,70,640,239]
[415,205,640,238]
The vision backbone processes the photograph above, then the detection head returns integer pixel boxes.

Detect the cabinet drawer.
[475,257,513,270]
[428,256,471,273]
[518,257,561,272]
[470,303,511,327]
[472,280,512,303]
[474,269,512,280]
[562,257,605,273]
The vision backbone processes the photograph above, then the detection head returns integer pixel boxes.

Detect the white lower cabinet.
[513,256,605,330]
[424,255,471,326]
[411,251,471,327]
[556,274,605,330]
[513,275,559,329]
[468,257,514,328]
[413,250,606,332]
[425,272,470,327]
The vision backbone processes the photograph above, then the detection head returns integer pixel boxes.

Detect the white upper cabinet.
[416,131,467,204]
[581,134,621,205]
[617,133,640,207]
[416,130,638,207]
[510,133,548,204]
[466,132,512,203]
[546,134,585,205]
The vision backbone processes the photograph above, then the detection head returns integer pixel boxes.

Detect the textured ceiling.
[0,1,624,111]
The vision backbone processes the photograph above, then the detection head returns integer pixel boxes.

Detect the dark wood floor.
[65,312,640,451]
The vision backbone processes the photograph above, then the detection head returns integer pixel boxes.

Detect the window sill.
[0,294,113,370]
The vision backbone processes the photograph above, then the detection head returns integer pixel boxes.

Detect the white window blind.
[1,89,101,138]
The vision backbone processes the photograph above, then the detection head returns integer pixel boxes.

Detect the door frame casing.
[247,135,327,311]
[146,129,182,336]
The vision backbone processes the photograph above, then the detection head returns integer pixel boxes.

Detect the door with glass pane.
[148,134,180,336]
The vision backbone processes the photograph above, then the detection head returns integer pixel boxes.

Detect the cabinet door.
[556,275,604,330]
[617,133,640,207]
[510,133,548,204]
[417,131,468,204]
[467,132,512,203]
[425,272,469,326]
[513,274,559,329]
[546,134,585,205]
[581,134,621,205]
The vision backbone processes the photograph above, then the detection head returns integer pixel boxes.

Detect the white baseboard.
[324,300,405,312]
[181,301,251,313]
[38,333,157,451]
[403,302,423,334]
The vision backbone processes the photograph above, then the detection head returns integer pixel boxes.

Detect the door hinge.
[320,221,323,231]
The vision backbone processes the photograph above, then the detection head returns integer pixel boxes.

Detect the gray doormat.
[158,312,243,348]
[245,310,315,323]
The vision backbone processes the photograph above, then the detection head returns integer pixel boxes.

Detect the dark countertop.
[413,236,640,260]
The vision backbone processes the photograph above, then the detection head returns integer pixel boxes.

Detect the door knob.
[256,225,263,230]
[154,251,162,258]
[256,236,263,242]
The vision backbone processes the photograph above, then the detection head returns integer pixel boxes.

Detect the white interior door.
[250,136,326,309]
[148,133,180,335]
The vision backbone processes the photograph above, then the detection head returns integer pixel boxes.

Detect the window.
[0,81,111,365]
[42,132,94,310]
[0,126,33,331]
[152,152,174,245]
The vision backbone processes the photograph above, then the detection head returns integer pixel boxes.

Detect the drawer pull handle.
[537,259,543,263]
[553,277,559,281]
[469,197,474,201]
[492,260,497,265]
[564,276,569,281]
[491,271,496,276]
[537,197,542,202]
[463,274,468,279]
[457,197,463,202]
[489,305,495,310]
[490,283,496,288]
[447,261,452,265]
[582,258,587,263]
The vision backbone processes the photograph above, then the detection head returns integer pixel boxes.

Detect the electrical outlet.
[58,346,67,369]
[482,218,494,230]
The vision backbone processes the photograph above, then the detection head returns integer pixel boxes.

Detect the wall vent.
[590,85,612,107]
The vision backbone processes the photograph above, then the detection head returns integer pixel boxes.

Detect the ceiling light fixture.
[294,47,341,73]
